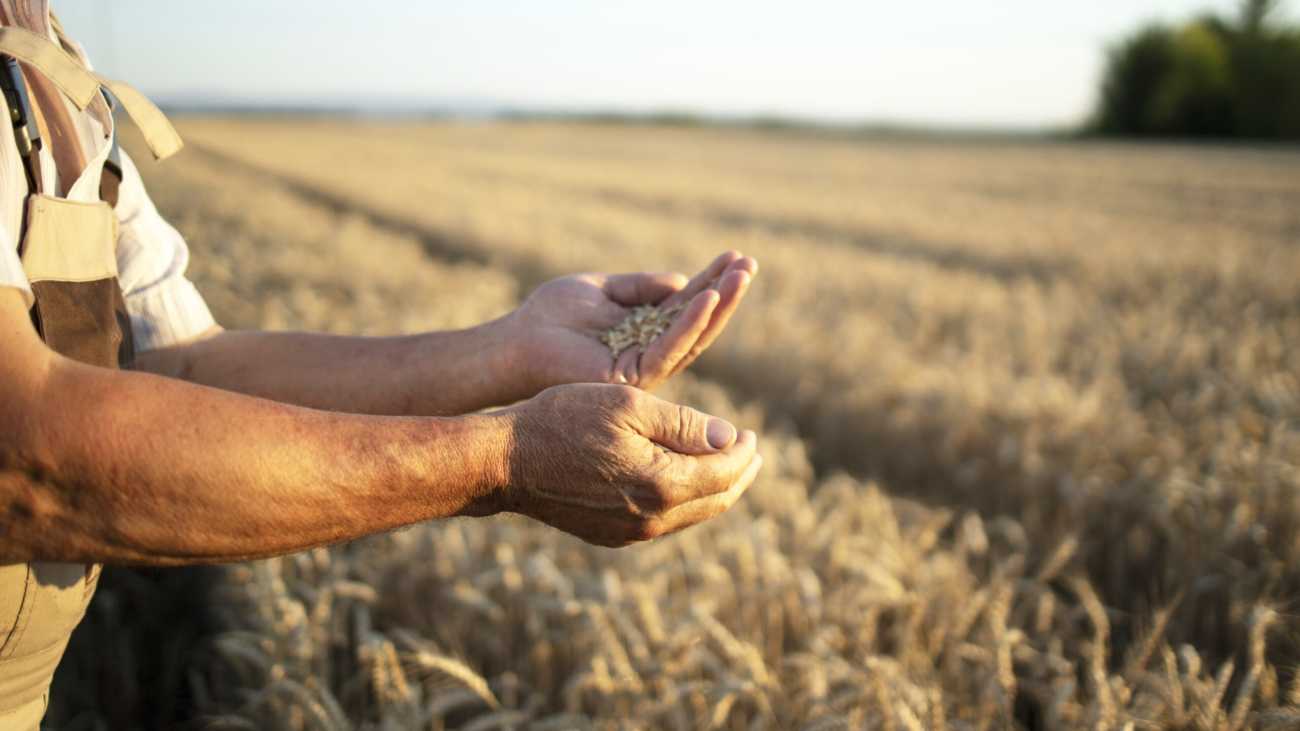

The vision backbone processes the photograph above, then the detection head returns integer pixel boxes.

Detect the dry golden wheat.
[44,120,1300,730]
[600,302,685,358]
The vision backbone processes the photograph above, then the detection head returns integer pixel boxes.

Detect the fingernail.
[706,419,735,449]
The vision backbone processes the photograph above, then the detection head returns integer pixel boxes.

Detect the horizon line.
[154,95,1077,138]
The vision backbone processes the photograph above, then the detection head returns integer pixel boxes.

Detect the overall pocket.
[20,194,130,369]
[0,564,33,660]
[0,563,93,715]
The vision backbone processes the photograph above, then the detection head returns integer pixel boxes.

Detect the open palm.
[511,251,757,394]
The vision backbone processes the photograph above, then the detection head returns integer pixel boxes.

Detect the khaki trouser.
[0,564,99,729]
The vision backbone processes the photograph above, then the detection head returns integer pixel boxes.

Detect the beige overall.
[0,11,181,728]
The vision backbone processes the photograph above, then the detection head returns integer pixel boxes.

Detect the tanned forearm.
[134,316,532,417]
[0,291,509,566]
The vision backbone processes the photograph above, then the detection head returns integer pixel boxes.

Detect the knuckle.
[675,406,702,445]
[607,384,641,412]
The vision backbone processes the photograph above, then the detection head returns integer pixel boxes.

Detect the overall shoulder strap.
[1,54,42,196]
[92,74,183,161]
[0,25,96,107]
[46,11,183,162]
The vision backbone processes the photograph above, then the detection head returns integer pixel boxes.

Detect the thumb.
[634,397,737,455]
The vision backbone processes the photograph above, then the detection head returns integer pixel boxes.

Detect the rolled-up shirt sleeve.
[0,225,34,308]
[113,148,216,351]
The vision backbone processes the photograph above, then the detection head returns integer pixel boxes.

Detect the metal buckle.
[0,54,41,158]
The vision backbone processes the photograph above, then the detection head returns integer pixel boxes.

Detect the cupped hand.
[509,251,757,394]
[487,383,762,547]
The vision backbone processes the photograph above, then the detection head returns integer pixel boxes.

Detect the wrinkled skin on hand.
[511,251,758,394]
[488,383,762,548]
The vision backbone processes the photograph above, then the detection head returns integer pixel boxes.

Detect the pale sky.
[53,0,1266,130]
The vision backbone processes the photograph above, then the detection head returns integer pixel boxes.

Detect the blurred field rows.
[169,119,1300,609]
[50,121,1300,730]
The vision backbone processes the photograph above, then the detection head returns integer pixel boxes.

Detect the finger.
[666,267,752,379]
[656,430,757,504]
[611,340,641,385]
[636,288,719,388]
[658,251,744,309]
[655,451,763,536]
[630,395,744,456]
[721,255,758,280]
[602,272,690,307]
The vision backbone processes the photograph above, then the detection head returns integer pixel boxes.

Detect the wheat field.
[46,120,1300,730]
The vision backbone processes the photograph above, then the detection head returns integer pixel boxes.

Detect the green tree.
[1242,0,1281,33]
[1150,21,1235,135]
[1091,0,1300,138]
[1094,26,1177,134]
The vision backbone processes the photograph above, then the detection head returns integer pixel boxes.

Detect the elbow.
[0,469,67,564]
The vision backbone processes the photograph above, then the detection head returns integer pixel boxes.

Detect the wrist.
[442,410,517,517]
[402,314,531,414]
[482,309,560,402]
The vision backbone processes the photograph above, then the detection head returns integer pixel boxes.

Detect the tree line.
[1093,0,1300,138]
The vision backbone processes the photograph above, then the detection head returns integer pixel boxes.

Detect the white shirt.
[0,3,214,352]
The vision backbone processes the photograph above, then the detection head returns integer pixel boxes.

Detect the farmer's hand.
[483,383,762,547]
[508,251,757,394]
